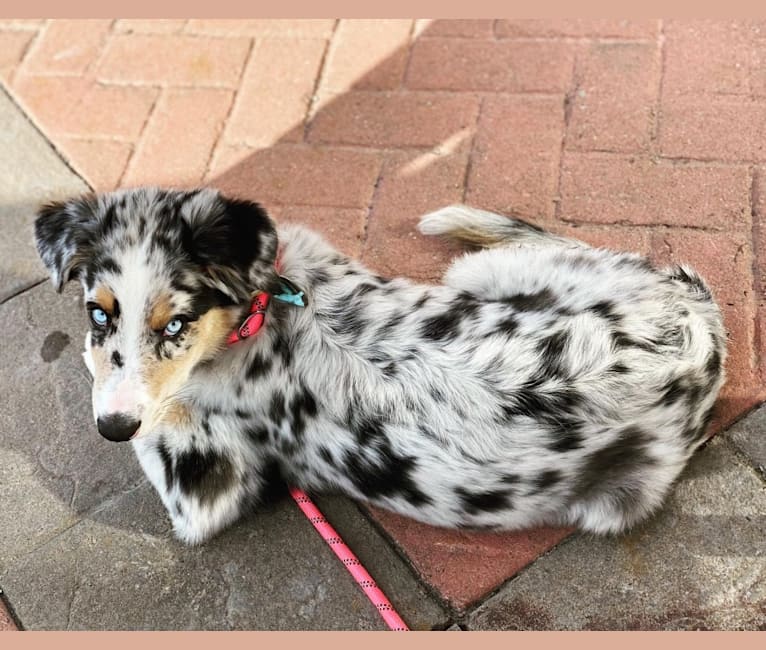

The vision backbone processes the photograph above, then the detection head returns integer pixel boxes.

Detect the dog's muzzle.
[97,414,141,442]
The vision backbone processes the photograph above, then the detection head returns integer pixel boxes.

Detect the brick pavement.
[1,18,765,619]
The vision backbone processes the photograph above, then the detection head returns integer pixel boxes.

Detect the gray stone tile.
[465,438,766,630]
[0,86,88,303]
[2,483,435,630]
[727,404,766,479]
[0,283,142,566]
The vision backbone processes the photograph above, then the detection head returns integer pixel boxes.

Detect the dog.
[34,187,726,544]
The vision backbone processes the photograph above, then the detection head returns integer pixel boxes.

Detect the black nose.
[97,414,141,442]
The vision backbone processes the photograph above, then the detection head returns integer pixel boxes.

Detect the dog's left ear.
[183,192,280,302]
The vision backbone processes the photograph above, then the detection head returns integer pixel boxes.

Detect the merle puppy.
[34,187,726,544]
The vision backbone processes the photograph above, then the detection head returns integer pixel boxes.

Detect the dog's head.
[34,187,278,442]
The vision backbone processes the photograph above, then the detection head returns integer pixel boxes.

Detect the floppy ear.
[34,195,99,292]
[183,193,280,302]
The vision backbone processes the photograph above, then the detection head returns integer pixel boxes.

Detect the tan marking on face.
[94,286,116,314]
[149,294,175,331]
[144,307,239,411]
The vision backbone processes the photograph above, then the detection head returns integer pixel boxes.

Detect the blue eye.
[163,318,185,338]
[90,308,109,328]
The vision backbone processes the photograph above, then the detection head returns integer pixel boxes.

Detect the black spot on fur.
[666,266,712,301]
[352,414,387,446]
[494,313,519,337]
[343,445,433,508]
[538,329,569,379]
[504,288,556,312]
[589,300,622,325]
[531,469,562,492]
[255,457,288,507]
[705,347,722,380]
[176,448,235,505]
[657,376,687,407]
[609,362,630,374]
[246,352,274,381]
[269,392,287,424]
[246,425,270,445]
[111,350,123,368]
[289,385,318,440]
[413,292,430,309]
[501,472,521,485]
[456,487,512,515]
[548,424,584,453]
[420,311,460,341]
[571,426,656,504]
[157,440,174,491]
[318,446,336,467]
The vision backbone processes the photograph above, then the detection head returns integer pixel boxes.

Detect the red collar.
[226,292,271,346]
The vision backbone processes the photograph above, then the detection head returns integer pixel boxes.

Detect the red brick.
[649,229,759,427]
[568,41,659,153]
[659,96,766,161]
[364,150,469,282]
[96,34,251,87]
[224,38,326,147]
[209,144,381,208]
[21,19,111,75]
[496,19,658,39]
[185,19,335,38]
[663,21,754,96]
[370,507,571,610]
[271,206,367,258]
[320,20,412,93]
[10,75,90,137]
[114,19,186,33]
[57,138,133,191]
[751,38,766,97]
[122,88,233,187]
[406,39,574,92]
[205,144,254,180]
[467,95,565,219]
[0,30,35,82]
[56,83,158,140]
[416,19,495,38]
[548,224,653,256]
[559,153,750,229]
[309,91,479,149]
[0,599,17,631]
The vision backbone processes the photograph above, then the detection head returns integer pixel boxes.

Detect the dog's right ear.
[34,195,98,292]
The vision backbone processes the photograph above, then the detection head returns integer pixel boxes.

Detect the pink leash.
[289,488,409,631]
[229,288,409,630]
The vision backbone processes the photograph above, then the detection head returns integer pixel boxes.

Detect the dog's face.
[34,188,278,442]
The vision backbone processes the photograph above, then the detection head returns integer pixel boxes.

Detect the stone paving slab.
[727,404,766,480]
[465,437,766,630]
[0,86,88,303]
[0,284,447,630]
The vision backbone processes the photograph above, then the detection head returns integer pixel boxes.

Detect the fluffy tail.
[417,205,585,249]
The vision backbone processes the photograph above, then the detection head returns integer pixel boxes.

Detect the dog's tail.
[417,205,585,249]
